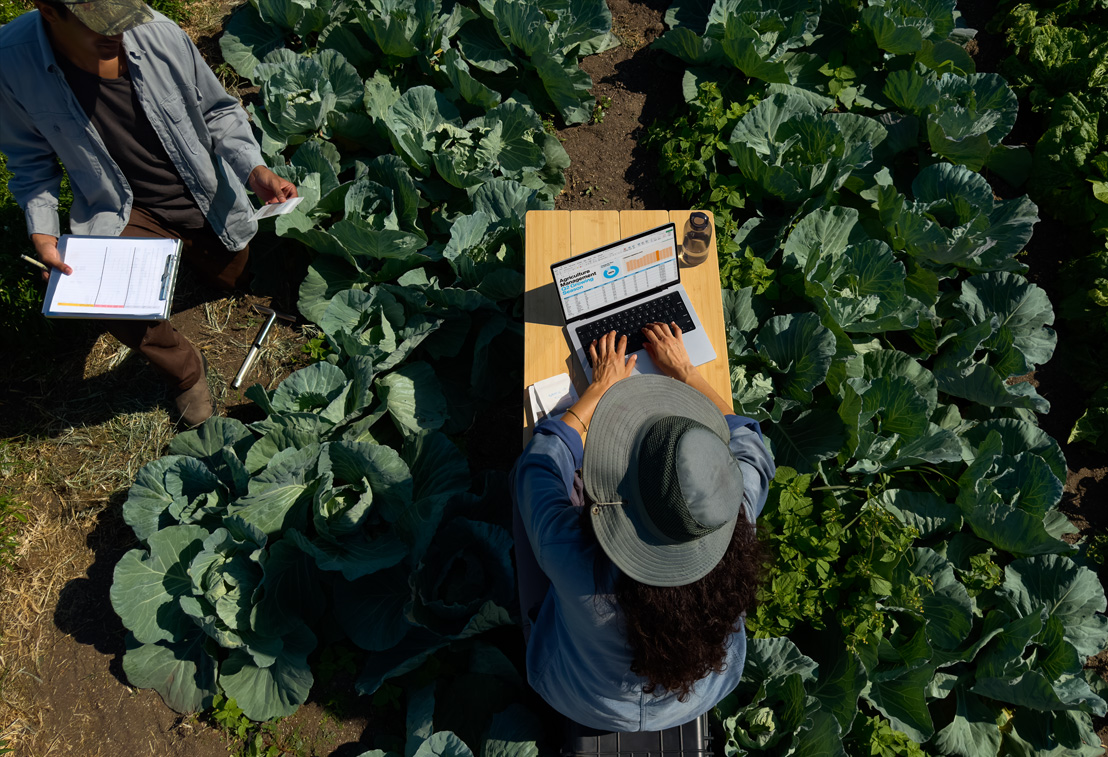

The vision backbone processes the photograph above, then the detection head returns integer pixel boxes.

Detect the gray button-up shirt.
[0,9,264,250]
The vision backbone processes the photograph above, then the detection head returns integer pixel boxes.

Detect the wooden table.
[523,210,731,441]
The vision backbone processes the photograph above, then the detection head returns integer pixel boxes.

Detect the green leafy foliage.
[221,0,615,125]
[748,468,926,652]
[994,0,1108,450]
[111,412,516,721]
[653,0,1107,753]
[0,153,71,350]
[0,492,28,572]
[643,81,761,253]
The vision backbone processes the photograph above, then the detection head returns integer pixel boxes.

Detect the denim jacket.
[0,10,264,250]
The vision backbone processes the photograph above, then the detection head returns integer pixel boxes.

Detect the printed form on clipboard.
[42,235,183,320]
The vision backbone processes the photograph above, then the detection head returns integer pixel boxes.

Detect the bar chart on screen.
[625,247,673,272]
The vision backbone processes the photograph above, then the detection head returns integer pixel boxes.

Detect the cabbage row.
[650,0,1107,754]
[108,0,614,727]
[993,0,1108,451]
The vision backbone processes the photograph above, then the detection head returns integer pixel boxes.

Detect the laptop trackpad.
[580,330,715,382]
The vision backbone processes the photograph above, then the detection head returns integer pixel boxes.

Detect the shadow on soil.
[52,487,136,685]
[610,49,683,210]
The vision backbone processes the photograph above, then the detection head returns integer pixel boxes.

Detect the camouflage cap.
[59,0,153,36]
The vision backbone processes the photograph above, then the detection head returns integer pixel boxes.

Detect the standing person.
[511,322,775,731]
[0,0,296,426]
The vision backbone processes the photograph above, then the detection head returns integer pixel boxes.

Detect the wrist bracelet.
[566,408,588,433]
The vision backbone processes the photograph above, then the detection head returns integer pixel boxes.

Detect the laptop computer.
[550,222,716,382]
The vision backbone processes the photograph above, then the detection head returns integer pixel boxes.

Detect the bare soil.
[2,0,1104,755]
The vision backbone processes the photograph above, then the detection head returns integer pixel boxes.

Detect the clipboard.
[42,235,183,320]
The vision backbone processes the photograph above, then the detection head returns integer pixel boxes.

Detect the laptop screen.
[551,223,679,322]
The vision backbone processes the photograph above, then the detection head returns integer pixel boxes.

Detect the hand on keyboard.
[589,330,637,390]
[641,321,694,381]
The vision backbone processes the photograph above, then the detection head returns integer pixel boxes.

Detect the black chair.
[561,712,713,757]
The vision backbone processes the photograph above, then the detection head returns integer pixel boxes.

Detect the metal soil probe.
[232,305,295,389]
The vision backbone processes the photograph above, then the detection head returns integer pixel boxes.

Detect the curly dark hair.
[583,508,767,701]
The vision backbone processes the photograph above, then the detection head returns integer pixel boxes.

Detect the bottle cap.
[689,212,709,230]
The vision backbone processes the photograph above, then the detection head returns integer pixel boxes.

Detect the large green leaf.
[270,362,351,420]
[765,408,846,474]
[548,0,615,53]
[219,624,316,721]
[963,418,1066,483]
[952,272,1057,376]
[111,524,210,644]
[189,527,265,636]
[654,27,726,67]
[296,523,407,581]
[385,86,462,174]
[250,538,325,637]
[809,649,865,734]
[482,704,541,757]
[442,48,502,110]
[783,205,865,270]
[862,664,935,743]
[480,0,552,58]
[377,362,448,435]
[228,443,321,534]
[878,489,961,538]
[909,548,975,651]
[122,632,217,713]
[743,636,819,689]
[123,456,227,542]
[479,102,547,177]
[997,555,1108,659]
[219,3,288,83]
[334,563,413,651]
[755,313,836,403]
[168,417,254,465]
[931,689,1003,757]
[356,601,513,695]
[791,709,846,757]
[320,440,413,521]
[457,18,517,74]
[243,414,332,473]
[410,518,515,635]
[413,732,474,757]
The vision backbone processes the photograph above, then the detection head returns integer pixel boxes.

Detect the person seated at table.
[511,322,775,731]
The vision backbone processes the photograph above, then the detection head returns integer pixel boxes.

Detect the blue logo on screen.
[603,265,619,278]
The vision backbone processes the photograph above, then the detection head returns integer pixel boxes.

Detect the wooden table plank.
[569,211,622,255]
[523,211,578,423]
[523,210,733,443]
[618,209,670,237]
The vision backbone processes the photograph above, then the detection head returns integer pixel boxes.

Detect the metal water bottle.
[680,212,712,267]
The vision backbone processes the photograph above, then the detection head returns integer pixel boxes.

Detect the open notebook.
[43,235,182,320]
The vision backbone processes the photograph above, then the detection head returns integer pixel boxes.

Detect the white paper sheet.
[44,236,180,319]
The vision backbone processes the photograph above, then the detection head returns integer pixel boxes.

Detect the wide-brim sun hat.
[584,374,746,587]
[60,0,152,36]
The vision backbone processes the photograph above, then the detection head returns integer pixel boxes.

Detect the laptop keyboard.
[575,292,696,360]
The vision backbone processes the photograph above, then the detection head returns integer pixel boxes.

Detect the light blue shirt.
[512,413,775,732]
[0,10,264,249]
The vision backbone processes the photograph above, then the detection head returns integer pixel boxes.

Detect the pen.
[20,254,49,272]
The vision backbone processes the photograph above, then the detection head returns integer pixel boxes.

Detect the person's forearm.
[560,382,607,440]
[675,365,734,417]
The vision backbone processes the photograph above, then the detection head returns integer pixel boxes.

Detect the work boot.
[175,344,213,427]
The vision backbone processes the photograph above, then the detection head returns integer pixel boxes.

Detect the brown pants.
[105,207,250,391]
